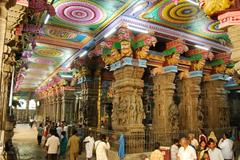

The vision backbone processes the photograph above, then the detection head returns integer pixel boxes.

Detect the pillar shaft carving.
[178,77,203,131]
[56,94,61,122]
[112,66,145,132]
[61,95,65,122]
[0,3,8,130]
[203,80,230,128]
[152,72,179,143]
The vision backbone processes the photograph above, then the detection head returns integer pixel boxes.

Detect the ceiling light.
[60,74,73,78]
[186,0,199,5]
[44,14,50,24]
[131,2,146,15]
[195,45,210,51]
[104,28,117,38]
[79,51,88,57]
[127,26,149,33]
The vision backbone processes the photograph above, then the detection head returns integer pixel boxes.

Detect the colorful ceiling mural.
[46,0,137,34]
[18,43,77,90]
[140,0,231,43]
[38,25,91,49]
[16,0,233,92]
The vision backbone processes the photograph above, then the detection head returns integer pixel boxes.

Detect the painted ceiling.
[19,43,77,89]
[139,0,230,43]
[17,0,231,92]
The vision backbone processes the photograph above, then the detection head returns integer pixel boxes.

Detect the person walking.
[45,129,60,160]
[95,134,110,160]
[37,123,44,145]
[67,129,80,160]
[83,132,95,160]
[218,132,234,160]
[150,142,164,160]
[177,137,197,160]
[59,131,68,160]
[208,139,224,160]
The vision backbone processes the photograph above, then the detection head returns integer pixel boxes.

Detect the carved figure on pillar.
[133,33,157,59]
[117,26,133,58]
[111,66,145,132]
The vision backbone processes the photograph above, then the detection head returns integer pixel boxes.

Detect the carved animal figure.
[213,64,226,73]
[135,46,149,59]
[111,48,122,62]
[225,68,235,75]
[199,0,235,16]
[191,59,206,71]
[165,53,180,66]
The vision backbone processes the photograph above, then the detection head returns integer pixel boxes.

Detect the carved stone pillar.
[0,2,8,130]
[178,77,202,132]
[56,94,61,122]
[1,71,11,131]
[112,66,145,132]
[111,65,145,153]
[229,26,240,72]
[61,94,65,122]
[202,80,230,128]
[77,93,84,125]
[75,66,98,127]
[64,90,75,124]
[25,100,29,121]
[152,72,178,144]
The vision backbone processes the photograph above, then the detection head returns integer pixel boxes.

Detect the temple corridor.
[1,0,240,159]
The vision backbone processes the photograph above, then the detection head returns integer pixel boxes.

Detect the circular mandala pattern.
[56,1,106,25]
[35,48,62,57]
[30,57,55,65]
[207,21,225,33]
[159,1,201,24]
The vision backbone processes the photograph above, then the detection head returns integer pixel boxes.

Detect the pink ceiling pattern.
[56,1,106,25]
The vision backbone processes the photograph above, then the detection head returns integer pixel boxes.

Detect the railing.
[81,127,238,154]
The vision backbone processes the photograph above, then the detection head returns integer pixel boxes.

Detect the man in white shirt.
[45,129,60,160]
[83,133,95,160]
[177,137,197,160]
[188,133,199,149]
[218,133,234,160]
[56,124,62,138]
[208,139,224,160]
[95,134,110,160]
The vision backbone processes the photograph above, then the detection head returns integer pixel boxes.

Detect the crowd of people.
[35,121,237,160]
[150,129,236,160]
[36,121,110,160]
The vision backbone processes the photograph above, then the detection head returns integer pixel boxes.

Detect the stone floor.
[13,124,46,160]
[12,124,92,160]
